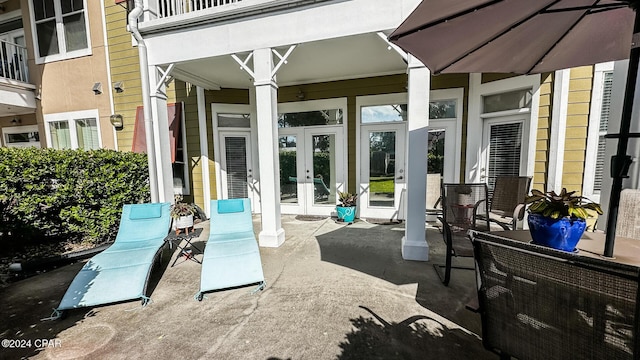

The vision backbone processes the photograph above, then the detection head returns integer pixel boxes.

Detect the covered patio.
[0,216,496,359]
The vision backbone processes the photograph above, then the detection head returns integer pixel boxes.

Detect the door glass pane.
[369,131,396,207]
[225,137,248,199]
[483,89,532,113]
[488,123,522,190]
[361,104,407,123]
[279,135,298,203]
[278,109,343,128]
[218,113,250,128]
[311,134,336,205]
[429,100,456,119]
[428,128,445,176]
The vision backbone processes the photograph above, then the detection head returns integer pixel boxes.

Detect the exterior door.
[279,126,344,215]
[219,131,255,203]
[481,116,527,191]
[359,123,406,219]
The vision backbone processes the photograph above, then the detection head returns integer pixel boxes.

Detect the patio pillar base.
[259,228,285,248]
[401,236,429,261]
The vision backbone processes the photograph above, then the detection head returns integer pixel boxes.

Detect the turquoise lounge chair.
[196,198,265,301]
[48,203,171,319]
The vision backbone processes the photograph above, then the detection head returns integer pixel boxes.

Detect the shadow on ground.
[337,306,485,360]
[315,220,481,334]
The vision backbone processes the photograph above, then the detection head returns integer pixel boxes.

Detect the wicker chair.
[471,231,640,360]
[482,176,531,230]
[434,183,489,286]
[616,189,640,240]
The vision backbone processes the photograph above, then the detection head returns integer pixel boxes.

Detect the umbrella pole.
[603,11,640,257]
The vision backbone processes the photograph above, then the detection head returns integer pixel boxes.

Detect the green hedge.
[0,148,150,246]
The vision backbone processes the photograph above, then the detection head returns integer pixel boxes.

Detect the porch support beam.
[253,47,285,247]
[149,65,174,203]
[402,55,430,261]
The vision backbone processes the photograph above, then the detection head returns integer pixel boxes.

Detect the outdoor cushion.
[129,202,163,220]
[218,198,244,213]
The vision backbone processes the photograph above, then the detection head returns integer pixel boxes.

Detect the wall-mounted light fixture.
[114,81,124,93]
[92,82,102,95]
[110,114,124,130]
[11,117,20,124]
[296,90,305,100]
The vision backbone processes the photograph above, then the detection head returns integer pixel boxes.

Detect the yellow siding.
[561,65,594,194]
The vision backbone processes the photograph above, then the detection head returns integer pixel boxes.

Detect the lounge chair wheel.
[197,293,204,301]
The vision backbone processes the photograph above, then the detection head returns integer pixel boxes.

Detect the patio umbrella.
[389,0,640,257]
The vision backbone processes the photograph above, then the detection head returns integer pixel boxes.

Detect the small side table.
[164,227,204,267]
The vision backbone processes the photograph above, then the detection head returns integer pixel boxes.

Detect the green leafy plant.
[454,185,472,195]
[170,195,196,219]
[525,188,603,220]
[338,192,358,207]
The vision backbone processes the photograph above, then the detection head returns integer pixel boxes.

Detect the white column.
[249,87,262,214]
[197,86,211,217]
[548,69,570,192]
[402,55,430,261]
[253,48,285,247]
[149,65,174,203]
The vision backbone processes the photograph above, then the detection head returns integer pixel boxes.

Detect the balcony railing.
[0,41,29,83]
[158,0,242,18]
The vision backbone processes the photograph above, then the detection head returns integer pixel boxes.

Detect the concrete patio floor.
[0,215,498,359]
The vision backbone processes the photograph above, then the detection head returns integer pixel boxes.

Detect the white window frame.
[2,125,41,147]
[44,109,101,149]
[28,0,92,64]
[583,62,615,202]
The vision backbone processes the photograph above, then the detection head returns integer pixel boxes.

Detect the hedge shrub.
[0,148,150,246]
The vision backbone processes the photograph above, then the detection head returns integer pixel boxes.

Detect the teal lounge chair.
[196,198,265,301]
[48,203,171,319]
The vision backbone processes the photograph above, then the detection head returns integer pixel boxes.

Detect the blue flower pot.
[336,206,356,223]
[527,213,587,252]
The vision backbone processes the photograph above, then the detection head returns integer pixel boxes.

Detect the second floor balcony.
[0,40,29,84]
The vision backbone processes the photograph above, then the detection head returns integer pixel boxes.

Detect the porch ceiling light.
[110,114,124,130]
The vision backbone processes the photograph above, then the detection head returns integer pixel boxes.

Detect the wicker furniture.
[471,231,640,360]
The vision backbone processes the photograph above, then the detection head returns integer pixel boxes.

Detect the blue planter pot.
[527,213,587,252]
[336,206,356,223]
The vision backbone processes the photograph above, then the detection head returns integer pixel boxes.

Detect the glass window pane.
[369,131,396,207]
[224,137,248,199]
[429,100,456,119]
[483,89,532,113]
[49,121,71,149]
[278,109,342,128]
[428,129,445,175]
[75,118,98,149]
[6,132,39,144]
[279,136,298,203]
[361,104,407,123]
[63,13,88,52]
[218,113,250,128]
[61,0,84,14]
[312,134,336,205]
[34,0,56,20]
[37,20,59,57]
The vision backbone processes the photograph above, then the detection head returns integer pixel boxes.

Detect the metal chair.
[434,183,489,286]
[484,176,532,230]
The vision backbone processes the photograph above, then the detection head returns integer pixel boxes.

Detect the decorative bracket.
[231,52,256,79]
[154,64,175,96]
[376,32,407,62]
[271,45,296,78]
[232,45,297,82]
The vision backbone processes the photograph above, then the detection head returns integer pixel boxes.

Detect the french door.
[279,126,345,216]
[359,123,406,219]
[481,116,528,191]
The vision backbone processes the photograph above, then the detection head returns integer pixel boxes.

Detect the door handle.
[397,176,403,180]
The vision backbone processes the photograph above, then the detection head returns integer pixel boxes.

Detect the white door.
[359,123,406,219]
[279,126,345,216]
[219,131,255,204]
[428,119,458,183]
[481,116,528,190]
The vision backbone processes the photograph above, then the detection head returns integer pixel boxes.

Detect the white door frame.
[429,88,464,183]
[359,122,407,219]
[211,103,260,212]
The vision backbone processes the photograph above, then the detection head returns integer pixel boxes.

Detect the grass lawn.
[370,177,395,194]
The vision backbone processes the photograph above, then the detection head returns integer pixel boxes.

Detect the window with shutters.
[44,109,101,150]
[584,62,615,201]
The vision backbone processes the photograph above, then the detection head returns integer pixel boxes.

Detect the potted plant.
[524,188,603,252]
[454,184,473,206]
[336,192,357,223]
[171,195,196,234]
